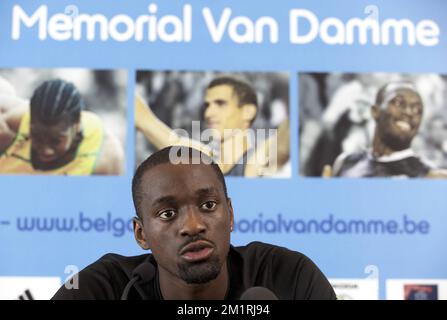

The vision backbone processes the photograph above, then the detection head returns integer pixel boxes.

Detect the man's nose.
[42,145,55,156]
[401,103,419,116]
[179,207,206,237]
[204,104,216,119]
[403,105,413,116]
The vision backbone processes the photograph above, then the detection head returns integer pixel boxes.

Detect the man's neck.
[372,131,408,158]
[158,263,229,300]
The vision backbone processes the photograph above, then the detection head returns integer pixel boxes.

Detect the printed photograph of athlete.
[0,69,126,175]
[135,71,290,178]
[299,72,447,178]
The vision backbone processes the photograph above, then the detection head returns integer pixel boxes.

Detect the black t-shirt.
[52,241,336,300]
[335,151,431,178]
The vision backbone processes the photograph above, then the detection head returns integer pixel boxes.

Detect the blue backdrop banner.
[1,0,447,300]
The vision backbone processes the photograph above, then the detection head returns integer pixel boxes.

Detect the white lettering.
[381,19,416,46]
[109,15,135,42]
[12,5,47,40]
[183,4,192,42]
[204,7,277,43]
[290,9,319,44]
[157,15,183,42]
[228,16,254,43]
[73,14,108,41]
[416,19,439,46]
[48,13,72,41]
[255,17,279,43]
[10,5,440,47]
[289,9,438,46]
[346,18,380,45]
[320,18,345,45]
[203,7,232,43]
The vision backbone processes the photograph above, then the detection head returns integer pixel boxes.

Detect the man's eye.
[411,104,422,114]
[200,201,217,211]
[393,97,404,108]
[158,210,176,220]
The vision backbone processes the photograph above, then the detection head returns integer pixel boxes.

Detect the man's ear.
[241,104,257,124]
[133,217,150,250]
[371,105,380,121]
[226,198,235,232]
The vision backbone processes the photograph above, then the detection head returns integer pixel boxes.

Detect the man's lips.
[395,120,412,132]
[179,240,214,262]
[206,120,219,128]
[36,154,57,162]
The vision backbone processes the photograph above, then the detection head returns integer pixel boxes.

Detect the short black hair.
[132,146,228,218]
[375,81,419,109]
[30,79,85,125]
[207,76,258,109]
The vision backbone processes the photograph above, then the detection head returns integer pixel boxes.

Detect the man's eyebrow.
[383,93,402,105]
[195,187,220,197]
[151,195,177,207]
[214,99,227,105]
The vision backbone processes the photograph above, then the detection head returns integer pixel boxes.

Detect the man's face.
[375,88,423,151]
[135,162,234,284]
[30,119,79,170]
[204,85,248,141]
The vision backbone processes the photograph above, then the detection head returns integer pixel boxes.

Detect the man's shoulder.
[52,253,150,300]
[231,242,336,300]
[233,241,308,262]
[76,253,152,282]
[333,151,369,176]
[92,252,149,272]
[232,241,315,277]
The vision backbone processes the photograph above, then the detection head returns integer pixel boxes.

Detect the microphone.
[120,262,155,300]
[240,287,279,300]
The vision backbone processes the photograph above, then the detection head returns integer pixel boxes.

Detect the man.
[330,81,447,178]
[0,79,123,175]
[135,76,289,177]
[52,146,335,300]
